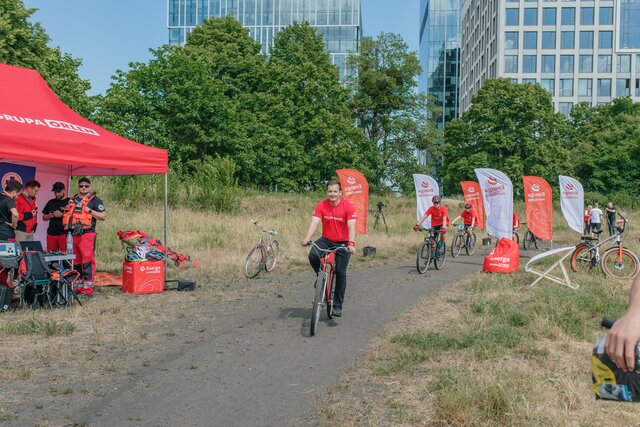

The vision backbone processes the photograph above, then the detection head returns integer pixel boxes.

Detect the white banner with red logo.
[413,174,439,226]
[559,175,584,235]
[475,168,513,240]
[460,181,485,229]
[522,176,553,241]
[336,169,369,234]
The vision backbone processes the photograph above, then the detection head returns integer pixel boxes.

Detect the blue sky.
[23,0,419,95]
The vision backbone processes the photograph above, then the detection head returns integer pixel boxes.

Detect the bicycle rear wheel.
[244,245,265,278]
[570,243,595,272]
[310,274,325,336]
[416,242,431,274]
[451,234,463,258]
[523,230,533,250]
[434,241,447,270]
[265,240,280,272]
[466,233,477,255]
[601,248,640,280]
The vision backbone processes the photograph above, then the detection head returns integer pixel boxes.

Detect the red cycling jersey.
[423,205,450,227]
[460,209,477,226]
[312,198,356,242]
[513,212,520,227]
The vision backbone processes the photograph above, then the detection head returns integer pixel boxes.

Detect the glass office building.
[167,0,362,78]
[419,0,462,129]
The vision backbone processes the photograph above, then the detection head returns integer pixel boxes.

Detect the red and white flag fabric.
[413,174,439,227]
[522,176,553,241]
[475,168,513,240]
[559,175,584,235]
[460,181,485,229]
[336,169,369,234]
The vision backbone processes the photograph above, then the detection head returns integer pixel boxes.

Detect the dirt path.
[6,250,488,426]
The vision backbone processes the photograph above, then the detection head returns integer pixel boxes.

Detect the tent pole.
[164,173,168,284]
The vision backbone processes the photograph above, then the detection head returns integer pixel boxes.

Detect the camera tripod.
[373,202,389,234]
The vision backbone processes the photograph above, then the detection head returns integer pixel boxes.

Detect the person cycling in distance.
[301,180,356,318]
[413,195,450,242]
[451,203,477,235]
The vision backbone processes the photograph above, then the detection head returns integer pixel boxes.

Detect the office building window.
[506,0,518,2]
[512,78,519,84]
[524,31,537,49]
[599,7,613,25]
[617,79,631,97]
[617,55,631,73]
[620,0,640,49]
[542,55,556,73]
[580,7,594,25]
[598,54,612,72]
[579,55,593,72]
[578,79,593,96]
[636,79,640,96]
[542,31,556,48]
[505,55,518,72]
[638,55,640,74]
[523,55,537,72]
[579,31,593,49]
[599,31,613,49]
[541,78,555,95]
[559,102,573,117]
[598,78,612,97]
[560,55,574,73]
[560,78,573,96]
[561,31,574,49]
[524,8,538,25]
[505,32,519,49]
[561,7,575,25]
[542,8,556,25]
[523,78,537,84]
[506,8,519,26]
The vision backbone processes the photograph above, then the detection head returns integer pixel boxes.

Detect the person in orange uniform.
[14,180,40,242]
[62,178,106,295]
[413,195,450,242]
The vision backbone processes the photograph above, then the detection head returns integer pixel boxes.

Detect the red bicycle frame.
[321,252,336,304]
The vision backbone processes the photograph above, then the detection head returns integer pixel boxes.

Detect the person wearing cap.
[62,178,106,295]
[14,180,40,242]
[42,182,70,252]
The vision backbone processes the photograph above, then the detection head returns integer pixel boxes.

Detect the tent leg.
[164,173,168,284]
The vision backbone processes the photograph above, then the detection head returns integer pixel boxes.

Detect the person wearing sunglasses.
[413,195,450,242]
[62,177,107,295]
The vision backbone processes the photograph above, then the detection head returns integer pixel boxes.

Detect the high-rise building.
[419,0,462,129]
[460,0,640,116]
[167,0,362,79]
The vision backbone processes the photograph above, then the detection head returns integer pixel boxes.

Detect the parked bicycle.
[451,224,476,257]
[570,214,639,280]
[305,241,349,336]
[522,227,540,250]
[244,220,279,279]
[416,227,447,273]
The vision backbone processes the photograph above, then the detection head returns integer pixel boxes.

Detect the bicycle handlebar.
[251,219,277,235]
[305,241,349,254]
[602,316,616,329]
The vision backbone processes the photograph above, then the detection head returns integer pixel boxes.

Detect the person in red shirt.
[413,195,449,242]
[14,180,40,242]
[451,203,477,235]
[301,180,356,317]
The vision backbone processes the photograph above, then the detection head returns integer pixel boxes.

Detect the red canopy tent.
[0,64,169,247]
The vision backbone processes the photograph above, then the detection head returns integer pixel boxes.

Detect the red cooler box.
[122,261,165,294]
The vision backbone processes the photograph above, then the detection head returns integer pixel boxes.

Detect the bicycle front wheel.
[451,234,463,258]
[434,241,447,270]
[523,230,533,250]
[326,271,335,319]
[416,242,431,274]
[601,248,640,280]
[244,245,265,278]
[310,274,325,336]
[265,240,280,272]
[513,233,520,245]
[466,233,477,255]
[570,243,595,272]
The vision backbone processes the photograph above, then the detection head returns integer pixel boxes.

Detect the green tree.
[347,33,440,191]
[0,0,92,116]
[443,78,570,194]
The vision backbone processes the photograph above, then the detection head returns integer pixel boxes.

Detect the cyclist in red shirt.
[413,195,449,242]
[451,203,476,235]
[301,180,356,317]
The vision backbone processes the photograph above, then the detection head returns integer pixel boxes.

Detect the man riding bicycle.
[301,180,356,317]
[451,203,476,235]
[413,195,449,241]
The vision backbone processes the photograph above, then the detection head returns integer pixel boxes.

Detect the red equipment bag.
[483,238,520,273]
